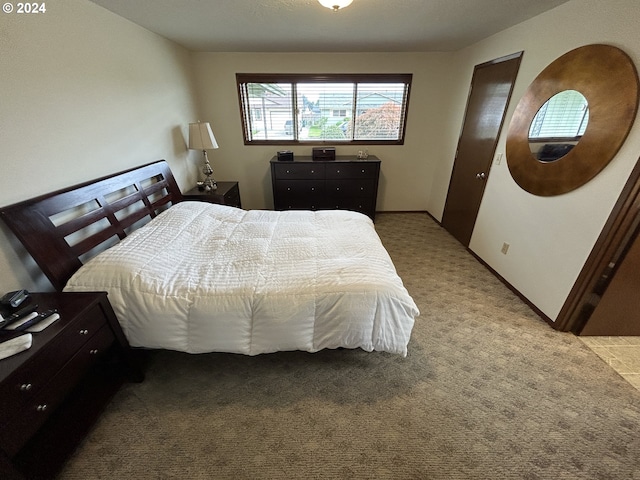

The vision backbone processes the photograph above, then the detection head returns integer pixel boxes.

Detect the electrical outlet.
[501,242,510,255]
[495,153,503,165]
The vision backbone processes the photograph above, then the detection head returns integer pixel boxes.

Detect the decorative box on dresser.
[182,181,242,208]
[270,155,381,221]
[0,292,143,480]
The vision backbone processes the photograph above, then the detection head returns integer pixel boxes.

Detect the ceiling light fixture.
[318,0,353,12]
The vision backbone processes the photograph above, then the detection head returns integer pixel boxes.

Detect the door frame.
[555,156,640,332]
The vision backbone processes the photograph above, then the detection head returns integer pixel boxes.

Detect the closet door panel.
[581,230,640,335]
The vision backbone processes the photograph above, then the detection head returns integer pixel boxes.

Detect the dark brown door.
[580,227,640,335]
[557,157,640,334]
[442,52,523,246]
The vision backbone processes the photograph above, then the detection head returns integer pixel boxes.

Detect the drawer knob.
[360,187,364,191]
[311,170,315,174]
[286,170,290,174]
[337,170,341,173]
[20,383,33,391]
[336,187,340,191]
[362,169,366,173]
[287,187,291,191]
[36,404,48,412]
[311,187,315,191]
[90,349,99,355]
[79,329,89,335]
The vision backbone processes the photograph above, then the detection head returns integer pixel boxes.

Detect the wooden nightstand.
[182,181,242,208]
[0,292,143,479]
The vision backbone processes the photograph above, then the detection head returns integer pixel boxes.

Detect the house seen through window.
[237,74,412,145]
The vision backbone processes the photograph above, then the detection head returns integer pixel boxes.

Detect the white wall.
[427,0,640,320]
[0,0,200,293]
[191,52,452,211]
[3,0,637,324]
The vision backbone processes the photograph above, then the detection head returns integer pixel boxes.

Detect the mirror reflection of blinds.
[237,74,411,144]
[529,90,589,139]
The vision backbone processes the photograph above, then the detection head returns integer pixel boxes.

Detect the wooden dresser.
[270,155,380,221]
[0,292,142,479]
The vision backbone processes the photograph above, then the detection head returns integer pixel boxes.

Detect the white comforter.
[65,202,419,356]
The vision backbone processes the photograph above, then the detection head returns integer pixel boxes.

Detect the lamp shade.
[188,122,219,150]
[318,0,353,11]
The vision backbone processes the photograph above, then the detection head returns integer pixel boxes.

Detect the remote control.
[26,312,61,332]
[2,303,39,329]
[4,312,39,331]
[15,309,59,332]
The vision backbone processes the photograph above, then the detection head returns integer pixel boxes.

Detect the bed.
[1,160,418,356]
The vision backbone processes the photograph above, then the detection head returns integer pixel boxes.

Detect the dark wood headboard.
[1,160,183,292]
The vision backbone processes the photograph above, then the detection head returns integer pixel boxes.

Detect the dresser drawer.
[325,163,378,179]
[273,162,325,179]
[331,198,375,217]
[275,180,325,197]
[274,180,325,211]
[0,304,107,427]
[326,179,376,199]
[0,324,116,456]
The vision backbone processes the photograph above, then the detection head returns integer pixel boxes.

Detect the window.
[237,74,412,145]
[529,89,589,140]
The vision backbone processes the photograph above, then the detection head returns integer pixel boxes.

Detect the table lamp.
[188,121,219,191]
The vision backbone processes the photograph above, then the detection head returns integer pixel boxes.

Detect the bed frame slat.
[1,160,183,291]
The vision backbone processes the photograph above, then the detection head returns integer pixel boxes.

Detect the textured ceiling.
[89,0,571,52]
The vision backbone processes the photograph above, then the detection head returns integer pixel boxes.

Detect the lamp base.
[203,177,217,191]
[202,150,217,191]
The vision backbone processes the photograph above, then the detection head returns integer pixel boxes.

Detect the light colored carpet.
[59,213,640,479]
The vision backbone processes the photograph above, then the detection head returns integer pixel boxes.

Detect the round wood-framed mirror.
[506,44,639,196]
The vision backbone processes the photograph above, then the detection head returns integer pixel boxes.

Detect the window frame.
[236,73,412,146]
[528,90,589,142]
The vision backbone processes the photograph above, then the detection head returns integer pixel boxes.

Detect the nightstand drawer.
[0,292,141,479]
[224,183,242,208]
[0,304,107,427]
[0,324,116,456]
